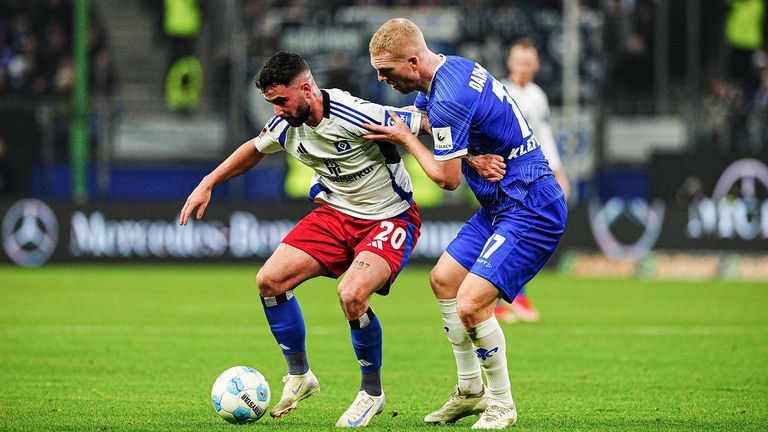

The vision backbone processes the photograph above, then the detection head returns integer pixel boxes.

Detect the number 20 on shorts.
[373,221,407,250]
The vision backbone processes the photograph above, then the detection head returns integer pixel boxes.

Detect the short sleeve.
[414,92,427,111]
[254,116,285,154]
[429,101,472,161]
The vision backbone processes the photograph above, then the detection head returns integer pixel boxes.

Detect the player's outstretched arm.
[179,140,265,225]
[363,111,461,190]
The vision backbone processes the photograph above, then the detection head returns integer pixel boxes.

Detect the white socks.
[437,299,483,395]
[467,316,513,405]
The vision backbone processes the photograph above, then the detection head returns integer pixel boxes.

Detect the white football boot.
[269,370,320,418]
[471,400,518,429]
[424,385,488,424]
[335,390,386,427]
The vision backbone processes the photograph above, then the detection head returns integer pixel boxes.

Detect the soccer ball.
[211,366,271,424]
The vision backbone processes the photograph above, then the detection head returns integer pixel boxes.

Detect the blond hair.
[369,18,426,57]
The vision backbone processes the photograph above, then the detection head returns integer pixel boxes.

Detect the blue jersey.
[415,56,553,215]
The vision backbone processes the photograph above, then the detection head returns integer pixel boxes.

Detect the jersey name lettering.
[468,63,488,93]
[508,136,540,159]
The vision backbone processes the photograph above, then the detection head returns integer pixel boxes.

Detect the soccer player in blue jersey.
[363,19,567,429]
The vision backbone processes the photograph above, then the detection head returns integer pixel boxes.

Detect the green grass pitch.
[0,265,766,431]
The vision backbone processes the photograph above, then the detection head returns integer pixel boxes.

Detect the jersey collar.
[307,89,332,133]
[321,89,331,118]
[426,54,447,99]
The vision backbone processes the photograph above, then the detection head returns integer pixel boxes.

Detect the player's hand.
[466,154,506,183]
[362,110,412,146]
[179,183,213,225]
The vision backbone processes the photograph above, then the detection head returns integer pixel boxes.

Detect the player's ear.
[407,55,419,71]
[298,81,312,96]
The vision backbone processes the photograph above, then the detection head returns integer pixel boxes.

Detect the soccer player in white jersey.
[364,19,567,429]
[179,51,423,428]
[495,39,572,324]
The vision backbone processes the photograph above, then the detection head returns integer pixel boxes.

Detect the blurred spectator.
[0,0,116,192]
[0,0,113,96]
[164,0,200,61]
[695,78,749,153]
[749,67,768,153]
[725,0,765,94]
[675,176,706,208]
[604,0,655,104]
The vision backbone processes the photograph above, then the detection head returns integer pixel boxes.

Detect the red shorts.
[282,202,421,295]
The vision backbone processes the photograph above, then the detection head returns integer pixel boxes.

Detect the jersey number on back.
[490,79,531,137]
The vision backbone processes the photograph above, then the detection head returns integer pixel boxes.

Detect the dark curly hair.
[255,51,310,92]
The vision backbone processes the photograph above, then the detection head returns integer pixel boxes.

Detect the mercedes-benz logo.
[2,199,58,267]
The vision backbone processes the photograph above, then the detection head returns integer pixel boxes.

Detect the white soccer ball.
[211,366,271,424]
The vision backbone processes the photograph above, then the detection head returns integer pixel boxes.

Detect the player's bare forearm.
[204,140,265,188]
[406,138,462,190]
[362,111,460,189]
[180,140,265,225]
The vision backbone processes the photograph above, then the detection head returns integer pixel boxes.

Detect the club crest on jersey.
[433,127,453,150]
[334,140,352,153]
[384,110,412,127]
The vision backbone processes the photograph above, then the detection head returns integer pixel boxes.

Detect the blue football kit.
[415,55,567,301]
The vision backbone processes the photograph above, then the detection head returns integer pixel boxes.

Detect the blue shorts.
[446,176,567,302]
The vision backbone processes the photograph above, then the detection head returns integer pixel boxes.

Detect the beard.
[284,100,311,127]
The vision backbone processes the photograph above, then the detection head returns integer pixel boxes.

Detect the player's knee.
[456,301,481,328]
[430,268,452,297]
[337,285,367,318]
[256,269,288,297]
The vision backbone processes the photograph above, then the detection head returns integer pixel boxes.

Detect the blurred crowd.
[0,0,115,96]
[0,0,116,196]
[1,0,767,198]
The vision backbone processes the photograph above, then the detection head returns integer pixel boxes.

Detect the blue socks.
[261,291,309,375]
[262,292,383,395]
[349,307,383,396]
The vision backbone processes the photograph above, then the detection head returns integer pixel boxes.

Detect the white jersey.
[502,80,562,170]
[254,88,421,220]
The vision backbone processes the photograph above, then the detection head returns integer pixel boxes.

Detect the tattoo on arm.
[351,260,370,270]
